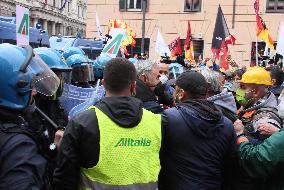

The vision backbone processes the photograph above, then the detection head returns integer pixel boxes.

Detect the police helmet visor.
[71,63,93,83]
[29,54,60,96]
[62,72,72,84]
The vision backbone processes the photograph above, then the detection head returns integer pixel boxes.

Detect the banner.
[102,28,125,58]
[16,5,29,46]
[108,19,136,55]
[59,84,105,118]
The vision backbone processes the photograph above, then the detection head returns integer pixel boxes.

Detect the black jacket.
[0,109,47,190]
[159,100,236,190]
[135,79,164,114]
[53,96,145,190]
[35,96,68,129]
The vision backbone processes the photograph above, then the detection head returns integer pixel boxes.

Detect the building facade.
[0,0,87,37]
[86,0,284,66]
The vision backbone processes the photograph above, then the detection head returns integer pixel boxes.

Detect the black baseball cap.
[176,71,208,98]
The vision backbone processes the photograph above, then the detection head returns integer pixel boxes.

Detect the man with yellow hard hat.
[231,66,284,190]
[234,67,282,142]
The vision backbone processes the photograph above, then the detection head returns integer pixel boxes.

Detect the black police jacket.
[0,109,48,190]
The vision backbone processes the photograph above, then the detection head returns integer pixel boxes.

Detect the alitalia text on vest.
[115,138,151,147]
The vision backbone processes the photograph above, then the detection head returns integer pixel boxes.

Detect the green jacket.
[238,129,284,190]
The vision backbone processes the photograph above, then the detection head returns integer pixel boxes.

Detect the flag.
[102,29,125,58]
[254,0,259,13]
[155,30,171,57]
[220,41,229,70]
[276,22,284,57]
[108,19,136,55]
[59,0,68,11]
[255,0,274,50]
[95,13,103,39]
[212,5,235,70]
[184,20,194,61]
[169,36,182,57]
[16,5,29,46]
[225,34,236,45]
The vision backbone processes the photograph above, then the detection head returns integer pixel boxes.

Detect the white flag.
[276,22,284,57]
[155,30,171,57]
[16,5,29,46]
[96,12,103,39]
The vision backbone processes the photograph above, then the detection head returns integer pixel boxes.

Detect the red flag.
[212,6,236,57]
[225,34,236,45]
[220,41,229,70]
[254,0,259,14]
[184,20,194,61]
[169,37,182,57]
[212,5,236,70]
[114,19,119,28]
[255,1,274,50]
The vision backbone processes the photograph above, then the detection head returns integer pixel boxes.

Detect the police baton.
[35,106,59,130]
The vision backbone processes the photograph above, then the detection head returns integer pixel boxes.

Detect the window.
[53,0,56,7]
[126,38,150,57]
[266,0,284,13]
[68,2,70,12]
[180,39,204,60]
[119,0,147,12]
[184,0,202,12]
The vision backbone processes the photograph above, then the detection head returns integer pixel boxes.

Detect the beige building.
[87,0,284,66]
[0,0,87,36]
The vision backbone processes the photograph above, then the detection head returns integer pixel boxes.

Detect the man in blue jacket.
[159,71,236,190]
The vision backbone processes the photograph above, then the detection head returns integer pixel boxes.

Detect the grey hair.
[134,59,159,77]
[200,67,221,94]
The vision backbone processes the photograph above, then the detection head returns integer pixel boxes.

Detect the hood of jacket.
[207,91,237,114]
[244,92,278,112]
[96,96,144,128]
[177,100,225,139]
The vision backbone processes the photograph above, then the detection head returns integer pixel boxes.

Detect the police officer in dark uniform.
[34,47,71,129]
[0,44,61,190]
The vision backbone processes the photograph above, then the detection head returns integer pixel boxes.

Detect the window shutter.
[119,0,127,11]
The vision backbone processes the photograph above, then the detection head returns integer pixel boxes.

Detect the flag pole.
[256,37,258,66]
[141,0,146,56]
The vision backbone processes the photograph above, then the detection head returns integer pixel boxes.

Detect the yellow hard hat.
[240,67,272,85]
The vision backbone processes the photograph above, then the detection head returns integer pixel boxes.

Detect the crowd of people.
[0,43,284,190]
